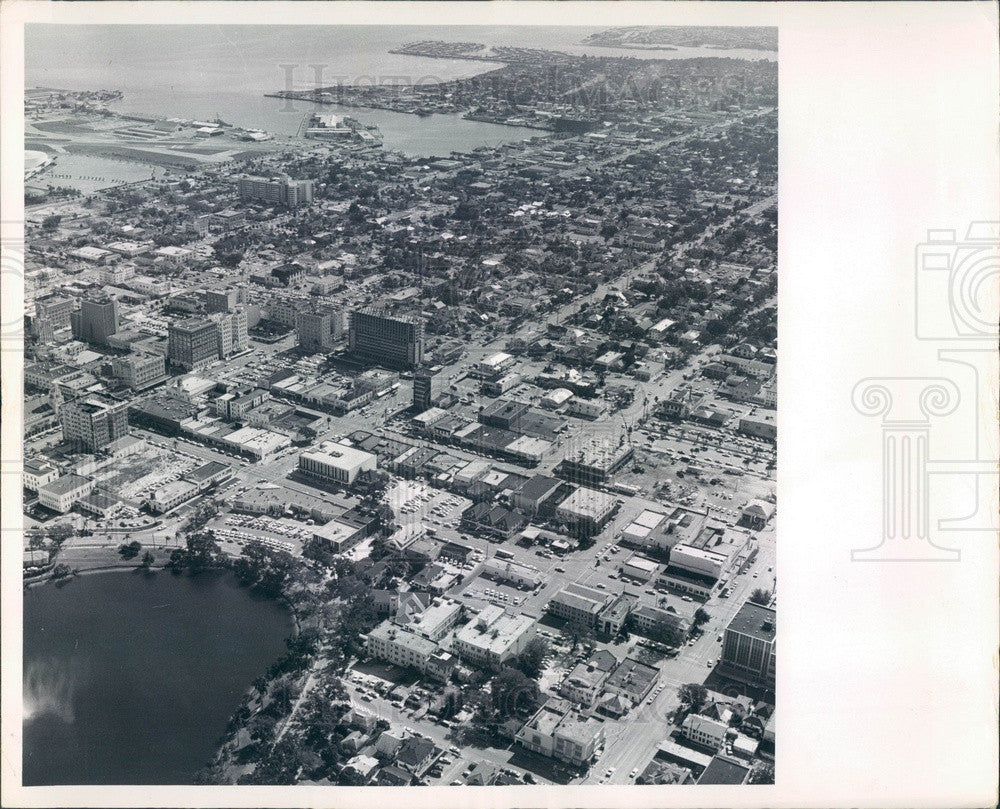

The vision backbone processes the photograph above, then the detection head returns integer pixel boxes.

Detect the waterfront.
[26,25,774,159]
[23,570,293,785]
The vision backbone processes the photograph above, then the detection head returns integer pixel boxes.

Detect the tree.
[41,214,62,231]
[692,607,711,629]
[677,683,708,715]
[749,760,774,785]
[491,668,540,719]
[118,540,142,560]
[749,588,772,606]
[184,531,223,572]
[47,522,75,545]
[513,637,549,680]
[139,550,155,570]
[51,563,73,580]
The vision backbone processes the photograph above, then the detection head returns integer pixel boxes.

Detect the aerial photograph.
[21,24,777,788]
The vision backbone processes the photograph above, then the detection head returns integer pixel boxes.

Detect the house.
[374,764,412,786]
[375,730,404,758]
[682,713,730,751]
[394,735,438,776]
[739,499,775,530]
[344,754,380,782]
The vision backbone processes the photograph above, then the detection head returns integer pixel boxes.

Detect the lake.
[22,570,293,785]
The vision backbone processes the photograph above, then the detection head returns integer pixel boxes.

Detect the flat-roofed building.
[70,296,119,345]
[482,557,543,589]
[366,621,439,673]
[721,601,776,686]
[147,479,199,514]
[452,605,536,670]
[296,305,343,352]
[112,352,167,390]
[396,597,463,642]
[558,434,633,484]
[619,553,660,582]
[547,582,611,627]
[24,459,60,492]
[515,697,605,767]
[38,473,94,513]
[556,486,618,535]
[348,308,424,369]
[59,394,129,451]
[299,441,377,485]
[167,316,218,371]
[510,474,563,516]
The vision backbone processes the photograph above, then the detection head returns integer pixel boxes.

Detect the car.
[707,659,714,667]
[605,767,616,777]
[596,582,607,589]
[554,566,566,573]
[630,768,640,778]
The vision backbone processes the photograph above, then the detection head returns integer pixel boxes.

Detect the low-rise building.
[298,441,377,485]
[555,486,618,535]
[38,473,94,513]
[452,605,536,670]
[366,621,440,673]
[515,698,605,767]
[682,714,730,750]
[547,582,612,627]
[24,459,60,492]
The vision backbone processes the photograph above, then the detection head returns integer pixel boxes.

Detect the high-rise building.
[296,306,343,353]
[59,394,129,451]
[721,601,776,685]
[34,295,74,333]
[348,308,424,369]
[167,317,219,371]
[412,369,439,410]
[70,297,119,345]
[237,175,314,207]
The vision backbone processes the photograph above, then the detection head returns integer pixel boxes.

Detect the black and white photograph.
[19,20,777,789]
[2,3,997,809]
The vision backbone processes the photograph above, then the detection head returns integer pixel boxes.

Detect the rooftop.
[727,601,776,642]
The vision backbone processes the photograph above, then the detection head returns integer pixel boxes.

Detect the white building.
[38,473,94,513]
[366,621,439,673]
[299,441,377,485]
[24,459,60,492]
[453,605,536,670]
[681,714,729,750]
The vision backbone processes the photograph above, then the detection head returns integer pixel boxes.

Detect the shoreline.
[24,554,303,638]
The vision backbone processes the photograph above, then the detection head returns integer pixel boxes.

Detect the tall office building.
[412,369,439,410]
[296,306,343,353]
[60,394,129,451]
[210,306,249,358]
[167,317,219,371]
[35,295,74,333]
[70,297,119,345]
[203,287,244,313]
[721,601,776,685]
[348,308,424,370]
[237,175,314,207]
